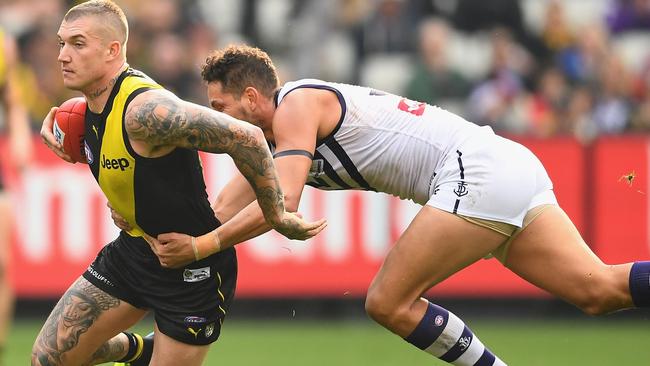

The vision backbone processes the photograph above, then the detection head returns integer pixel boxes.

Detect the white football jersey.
[275,79,497,205]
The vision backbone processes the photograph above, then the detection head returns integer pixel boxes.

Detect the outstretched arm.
[195,88,323,251]
[209,171,273,243]
[124,89,325,242]
[212,171,256,223]
[210,153,313,249]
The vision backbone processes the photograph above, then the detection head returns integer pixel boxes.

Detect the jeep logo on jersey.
[100,154,130,171]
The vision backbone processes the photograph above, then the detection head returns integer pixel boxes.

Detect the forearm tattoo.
[31,278,120,366]
[87,336,126,365]
[125,92,286,222]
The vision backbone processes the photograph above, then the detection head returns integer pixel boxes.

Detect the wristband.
[195,230,222,260]
[191,236,200,261]
[211,230,222,253]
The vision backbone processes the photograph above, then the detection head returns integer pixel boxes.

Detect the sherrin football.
[53,97,87,163]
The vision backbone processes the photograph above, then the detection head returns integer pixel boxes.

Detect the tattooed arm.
[124,89,325,242]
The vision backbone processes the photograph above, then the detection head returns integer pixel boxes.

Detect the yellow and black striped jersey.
[84,68,220,238]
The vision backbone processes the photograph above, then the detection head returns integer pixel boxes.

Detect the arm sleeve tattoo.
[124,90,285,224]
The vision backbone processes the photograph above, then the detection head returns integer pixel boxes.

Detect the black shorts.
[83,231,237,345]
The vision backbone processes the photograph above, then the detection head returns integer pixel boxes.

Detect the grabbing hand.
[40,107,75,163]
[272,211,327,240]
[143,232,195,269]
[107,201,132,231]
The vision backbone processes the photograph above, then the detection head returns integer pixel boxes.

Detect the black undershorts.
[83,231,237,345]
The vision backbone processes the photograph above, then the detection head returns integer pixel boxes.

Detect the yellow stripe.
[216,272,225,302]
[216,272,226,316]
[125,333,144,362]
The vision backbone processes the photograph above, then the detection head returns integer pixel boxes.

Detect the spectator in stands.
[17,24,74,127]
[404,18,470,107]
[557,22,609,85]
[184,22,220,103]
[592,55,633,134]
[629,93,650,132]
[466,27,530,133]
[561,86,598,142]
[452,0,547,60]
[287,1,346,81]
[352,0,418,63]
[540,1,574,53]
[146,32,201,102]
[524,66,568,137]
[452,0,525,35]
[606,0,650,34]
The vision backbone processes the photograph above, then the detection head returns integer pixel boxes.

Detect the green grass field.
[9,317,649,365]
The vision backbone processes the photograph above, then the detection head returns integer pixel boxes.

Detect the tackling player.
[145,45,650,366]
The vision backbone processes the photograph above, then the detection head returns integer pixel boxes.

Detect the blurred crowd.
[1,0,650,143]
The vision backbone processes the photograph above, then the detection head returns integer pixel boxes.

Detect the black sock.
[128,332,154,366]
[115,332,154,364]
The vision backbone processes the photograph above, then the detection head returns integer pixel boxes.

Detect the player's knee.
[365,288,390,324]
[365,290,409,330]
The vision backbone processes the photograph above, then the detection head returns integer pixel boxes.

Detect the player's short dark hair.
[64,0,128,46]
[201,45,279,98]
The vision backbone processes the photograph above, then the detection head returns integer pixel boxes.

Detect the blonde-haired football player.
[33,2,325,365]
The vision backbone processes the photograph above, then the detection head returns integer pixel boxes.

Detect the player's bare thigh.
[31,277,147,366]
[504,205,633,314]
[366,205,507,335]
[149,323,210,366]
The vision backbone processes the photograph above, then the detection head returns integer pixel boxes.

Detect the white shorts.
[426,134,557,227]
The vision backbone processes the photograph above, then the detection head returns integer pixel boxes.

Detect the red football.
[53,97,87,163]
